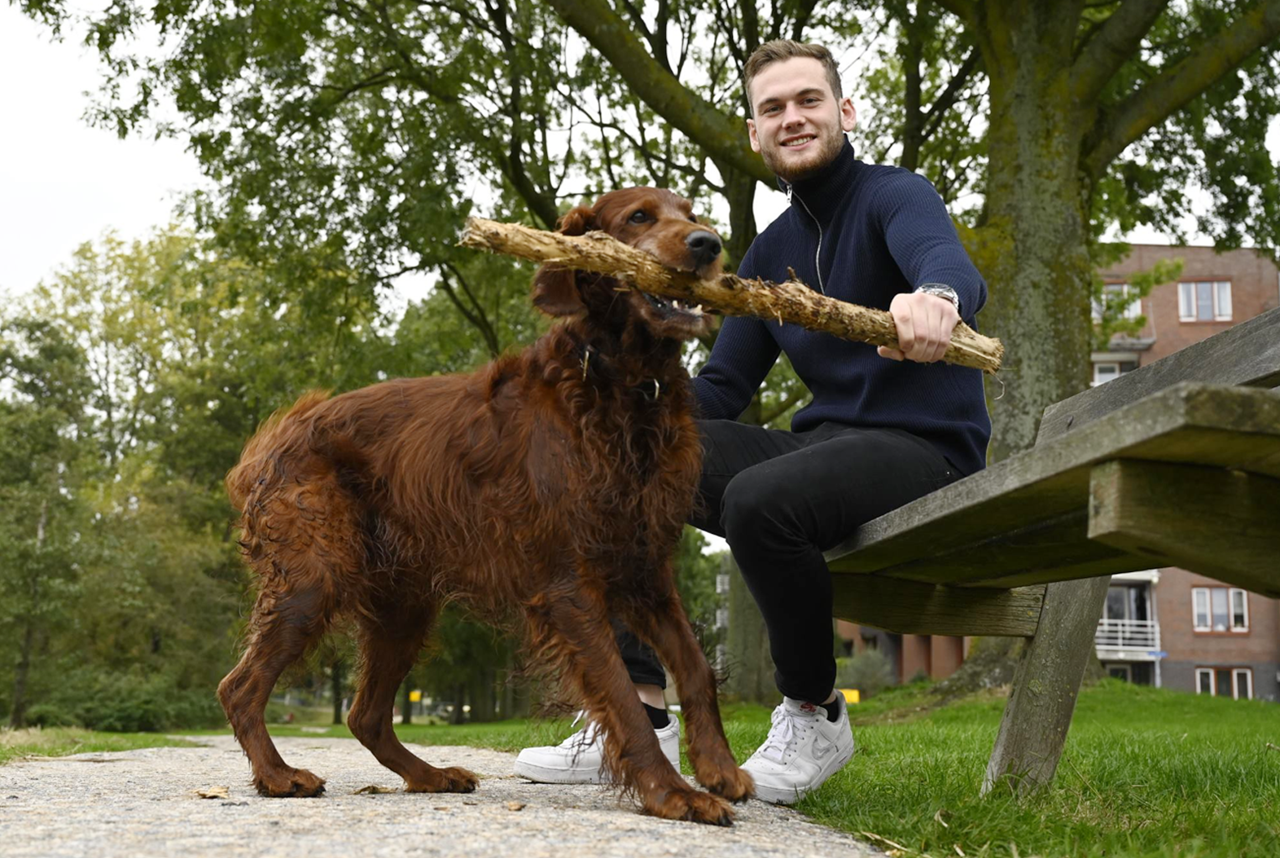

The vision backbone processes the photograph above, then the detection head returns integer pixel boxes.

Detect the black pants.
[619,419,959,703]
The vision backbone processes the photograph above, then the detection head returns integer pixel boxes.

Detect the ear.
[531,205,596,316]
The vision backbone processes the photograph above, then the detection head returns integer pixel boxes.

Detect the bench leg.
[981,575,1111,797]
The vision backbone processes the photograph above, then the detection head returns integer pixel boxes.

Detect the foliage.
[834,649,895,699]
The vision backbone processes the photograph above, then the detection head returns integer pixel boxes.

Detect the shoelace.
[557,712,601,749]
[757,704,813,763]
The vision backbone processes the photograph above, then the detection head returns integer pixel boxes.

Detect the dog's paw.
[405,766,479,793]
[698,765,755,803]
[254,767,326,798]
[645,787,735,827]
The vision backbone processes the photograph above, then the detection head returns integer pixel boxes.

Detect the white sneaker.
[513,711,680,784]
[742,696,855,805]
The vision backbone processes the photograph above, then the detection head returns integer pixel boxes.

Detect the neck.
[782,139,860,223]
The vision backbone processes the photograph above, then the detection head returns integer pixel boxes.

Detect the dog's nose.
[686,230,722,266]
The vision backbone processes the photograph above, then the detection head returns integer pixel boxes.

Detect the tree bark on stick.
[460,217,1004,374]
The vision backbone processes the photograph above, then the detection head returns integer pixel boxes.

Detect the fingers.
[884,293,959,364]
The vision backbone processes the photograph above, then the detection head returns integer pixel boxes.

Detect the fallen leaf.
[506,801,526,812]
[195,787,230,799]
[354,785,397,795]
[433,806,449,811]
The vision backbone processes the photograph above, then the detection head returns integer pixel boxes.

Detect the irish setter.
[218,187,753,824]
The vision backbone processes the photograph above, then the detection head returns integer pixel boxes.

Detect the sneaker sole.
[512,759,608,785]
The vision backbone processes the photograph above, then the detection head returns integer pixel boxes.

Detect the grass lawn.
[7,680,1277,856]
[0,727,199,765]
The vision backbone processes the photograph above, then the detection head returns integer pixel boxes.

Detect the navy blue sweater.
[692,141,992,475]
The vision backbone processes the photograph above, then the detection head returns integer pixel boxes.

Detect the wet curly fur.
[217,188,753,824]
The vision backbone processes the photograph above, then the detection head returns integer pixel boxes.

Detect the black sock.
[820,695,843,723]
[643,703,670,729]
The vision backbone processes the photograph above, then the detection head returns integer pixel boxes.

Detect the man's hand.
[877,292,960,364]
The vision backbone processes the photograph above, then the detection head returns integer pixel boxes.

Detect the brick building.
[1090,244,1280,701]
[838,244,1280,698]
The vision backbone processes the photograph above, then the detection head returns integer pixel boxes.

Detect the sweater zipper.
[786,183,825,295]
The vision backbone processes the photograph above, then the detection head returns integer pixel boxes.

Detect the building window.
[1178,281,1232,321]
[1093,362,1121,386]
[1093,283,1143,322]
[1192,586,1248,632]
[1195,667,1254,700]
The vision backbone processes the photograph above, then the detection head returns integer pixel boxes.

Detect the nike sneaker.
[741,695,855,804]
[513,711,681,784]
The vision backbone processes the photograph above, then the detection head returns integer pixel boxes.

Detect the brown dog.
[218,187,753,824]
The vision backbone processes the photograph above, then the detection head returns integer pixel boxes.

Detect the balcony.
[1095,618,1161,659]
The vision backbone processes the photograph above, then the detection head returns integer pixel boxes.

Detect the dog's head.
[531,187,721,340]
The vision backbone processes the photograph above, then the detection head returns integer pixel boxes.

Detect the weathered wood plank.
[981,576,1112,797]
[1088,459,1280,598]
[825,384,1280,584]
[831,576,1044,637]
[1038,305,1280,441]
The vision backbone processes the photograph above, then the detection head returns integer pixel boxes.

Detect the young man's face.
[747,57,857,182]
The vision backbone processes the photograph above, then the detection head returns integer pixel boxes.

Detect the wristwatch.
[914,282,961,315]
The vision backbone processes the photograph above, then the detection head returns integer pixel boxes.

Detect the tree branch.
[439,263,501,356]
[760,389,809,425]
[920,47,981,140]
[1070,0,1169,102]
[543,0,772,185]
[1083,0,1280,178]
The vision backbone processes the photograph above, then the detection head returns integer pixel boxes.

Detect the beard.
[759,128,847,183]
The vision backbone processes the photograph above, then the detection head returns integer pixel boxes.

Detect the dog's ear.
[532,205,595,317]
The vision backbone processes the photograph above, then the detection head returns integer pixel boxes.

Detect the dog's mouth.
[634,289,710,339]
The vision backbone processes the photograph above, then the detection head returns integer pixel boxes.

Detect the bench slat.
[832,576,1044,637]
[1037,306,1280,442]
[1089,459,1280,598]
[825,383,1280,587]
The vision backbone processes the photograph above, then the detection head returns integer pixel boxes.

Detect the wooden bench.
[823,305,1280,796]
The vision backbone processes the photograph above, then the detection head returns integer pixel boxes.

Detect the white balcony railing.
[1095,618,1160,652]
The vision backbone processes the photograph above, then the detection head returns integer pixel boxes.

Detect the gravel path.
[0,735,879,858]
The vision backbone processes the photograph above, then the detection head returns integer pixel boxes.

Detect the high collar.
[780,138,860,225]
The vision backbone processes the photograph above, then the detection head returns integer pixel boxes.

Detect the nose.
[686,230,722,267]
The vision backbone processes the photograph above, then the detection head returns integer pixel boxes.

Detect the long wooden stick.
[459,217,1004,374]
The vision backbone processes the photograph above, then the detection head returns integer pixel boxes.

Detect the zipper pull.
[785,183,793,204]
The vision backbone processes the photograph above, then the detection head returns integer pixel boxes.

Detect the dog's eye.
[687,215,698,223]
[629,210,649,224]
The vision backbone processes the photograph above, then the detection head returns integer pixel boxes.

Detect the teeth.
[693,304,704,315]
[784,136,815,147]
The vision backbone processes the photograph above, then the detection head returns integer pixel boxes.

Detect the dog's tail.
[225,390,333,511]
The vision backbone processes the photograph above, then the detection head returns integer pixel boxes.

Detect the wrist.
[914,282,960,315]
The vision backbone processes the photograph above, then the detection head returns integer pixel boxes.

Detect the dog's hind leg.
[218,584,335,797]
[347,603,478,793]
[218,476,356,797]
[621,582,754,803]
[528,580,735,826]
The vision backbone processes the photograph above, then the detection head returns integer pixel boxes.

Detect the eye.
[687,215,698,223]
[629,209,649,224]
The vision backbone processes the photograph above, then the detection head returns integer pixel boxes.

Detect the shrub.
[834,649,894,699]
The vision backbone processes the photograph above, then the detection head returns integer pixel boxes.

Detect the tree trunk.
[716,161,759,271]
[9,500,47,730]
[972,3,1092,462]
[331,658,346,726]
[400,678,413,726]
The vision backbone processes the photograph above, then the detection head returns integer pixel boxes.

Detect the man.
[516,39,990,805]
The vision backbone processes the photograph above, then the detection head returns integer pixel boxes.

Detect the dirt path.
[0,735,878,858]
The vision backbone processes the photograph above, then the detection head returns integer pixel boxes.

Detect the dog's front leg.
[527,580,735,826]
[622,584,754,803]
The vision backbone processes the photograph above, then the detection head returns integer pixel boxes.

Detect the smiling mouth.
[782,135,816,148]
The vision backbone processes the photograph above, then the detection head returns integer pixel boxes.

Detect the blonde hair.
[743,40,842,115]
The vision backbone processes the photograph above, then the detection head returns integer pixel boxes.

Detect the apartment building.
[836,245,1280,697]
[1092,244,1280,701]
